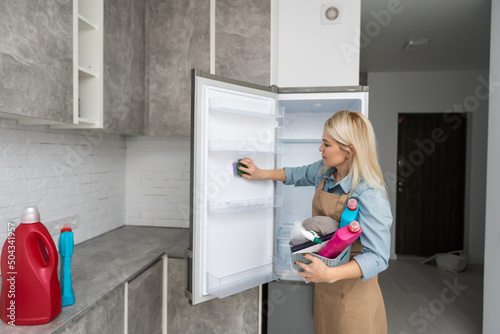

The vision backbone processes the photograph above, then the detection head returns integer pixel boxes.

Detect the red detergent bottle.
[0,206,62,325]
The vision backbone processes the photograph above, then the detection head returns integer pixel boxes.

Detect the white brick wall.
[0,119,126,247]
[0,120,191,254]
[126,136,190,228]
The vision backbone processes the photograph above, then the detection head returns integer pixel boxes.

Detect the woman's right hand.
[237,158,263,180]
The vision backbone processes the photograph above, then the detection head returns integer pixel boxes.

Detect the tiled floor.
[380,258,483,334]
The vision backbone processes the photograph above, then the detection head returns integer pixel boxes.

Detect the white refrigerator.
[187,70,368,305]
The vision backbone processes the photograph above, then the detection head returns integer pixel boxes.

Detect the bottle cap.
[20,206,41,224]
[349,221,360,233]
[347,198,358,210]
[61,223,72,233]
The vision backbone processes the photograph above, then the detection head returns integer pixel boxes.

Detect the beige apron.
[312,178,387,334]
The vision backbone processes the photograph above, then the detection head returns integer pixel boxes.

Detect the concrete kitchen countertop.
[0,226,189,333]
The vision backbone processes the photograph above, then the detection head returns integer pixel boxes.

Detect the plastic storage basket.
[290,242,351,272]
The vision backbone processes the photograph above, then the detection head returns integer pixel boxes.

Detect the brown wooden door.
[396,113,466,256]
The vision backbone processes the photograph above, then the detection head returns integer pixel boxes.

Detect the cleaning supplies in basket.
[303,216,339,237]
[290,216,339,246]
[289,217,343,273]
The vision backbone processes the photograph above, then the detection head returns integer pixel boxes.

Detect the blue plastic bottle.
[59,225,75,307]
[340,198,359,228]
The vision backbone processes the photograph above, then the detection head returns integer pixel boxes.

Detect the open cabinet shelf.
[77,117,98,125]
[78,14,97,30]
[51,0,103,129]
[78,66,98,78]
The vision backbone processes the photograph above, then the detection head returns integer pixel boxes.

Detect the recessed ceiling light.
[403,38,430,52]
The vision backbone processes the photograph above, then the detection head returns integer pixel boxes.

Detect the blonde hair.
[323,110,387,194]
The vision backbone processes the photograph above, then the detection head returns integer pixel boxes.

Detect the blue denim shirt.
[284,160,393,281]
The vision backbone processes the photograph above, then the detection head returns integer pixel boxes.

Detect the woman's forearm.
[297,255,363,283]
[238,158,286,182]
[327,260,363,283]
[259,168,286,182]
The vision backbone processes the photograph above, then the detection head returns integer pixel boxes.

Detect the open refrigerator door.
[188,71,283,305]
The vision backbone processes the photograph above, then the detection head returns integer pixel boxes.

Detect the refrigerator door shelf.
[209,96,284,119]
[207,196,283,214]
[208,139,283,154]
[206,256,282,298]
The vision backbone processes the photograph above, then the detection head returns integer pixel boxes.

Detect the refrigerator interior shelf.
[207,256,282,298]
[208,140,283,153]
[207,196,283,213]
[277,224,294,240]
[280,138,322,144]
[209,97,284,119]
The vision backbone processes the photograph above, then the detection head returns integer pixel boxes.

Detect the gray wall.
[483,0,500,331]
[367,70,489,263]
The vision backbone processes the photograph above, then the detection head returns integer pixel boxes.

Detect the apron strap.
[334,192,349,216]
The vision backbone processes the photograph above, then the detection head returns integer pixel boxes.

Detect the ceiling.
[359,0,491,73]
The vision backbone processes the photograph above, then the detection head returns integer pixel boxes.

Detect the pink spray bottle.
[317,221,362,259]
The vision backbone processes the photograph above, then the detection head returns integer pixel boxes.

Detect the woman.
[238,110,392,334]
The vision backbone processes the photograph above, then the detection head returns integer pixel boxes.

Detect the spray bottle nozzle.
[300,230,323,244]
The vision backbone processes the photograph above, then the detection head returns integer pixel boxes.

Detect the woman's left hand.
[295,254,336,283]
